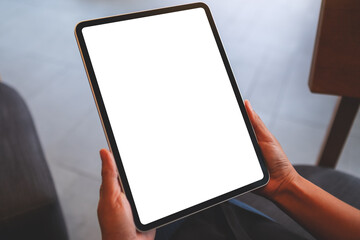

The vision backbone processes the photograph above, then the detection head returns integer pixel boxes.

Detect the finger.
[244,100,273,142]
[100,149,120,197]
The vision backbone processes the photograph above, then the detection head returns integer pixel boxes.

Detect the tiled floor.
[1,0,359,239]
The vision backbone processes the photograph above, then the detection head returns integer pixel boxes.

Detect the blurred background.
[0,0,359,239]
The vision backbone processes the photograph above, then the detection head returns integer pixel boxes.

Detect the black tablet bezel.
[75,2,269,231]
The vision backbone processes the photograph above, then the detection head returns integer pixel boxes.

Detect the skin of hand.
[244,100,300,199]
[98,149,156,240]
[245,100,360,240]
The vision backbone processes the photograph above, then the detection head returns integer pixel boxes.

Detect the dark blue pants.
[155,199,308,240]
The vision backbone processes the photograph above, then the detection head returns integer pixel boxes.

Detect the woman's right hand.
[244,100,300,200]
[245,100,360,240]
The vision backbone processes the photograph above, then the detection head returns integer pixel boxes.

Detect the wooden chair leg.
[317,96,360,168]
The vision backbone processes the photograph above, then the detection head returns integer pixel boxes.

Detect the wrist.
[271,173,305,204]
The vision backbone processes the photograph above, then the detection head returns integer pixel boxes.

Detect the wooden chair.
[309,0,360,168]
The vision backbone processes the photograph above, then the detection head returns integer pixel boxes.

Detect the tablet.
[75,2,269,231]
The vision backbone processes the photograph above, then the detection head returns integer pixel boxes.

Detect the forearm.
[271,175,360,240]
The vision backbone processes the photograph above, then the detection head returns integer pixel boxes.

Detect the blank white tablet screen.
[82,7,264,225]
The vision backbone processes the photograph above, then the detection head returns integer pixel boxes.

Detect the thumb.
[244,100,274,143]
[99,149,121,198]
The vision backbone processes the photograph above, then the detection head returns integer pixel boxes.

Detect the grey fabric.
[236,165,360,240]
[0,82,68,240]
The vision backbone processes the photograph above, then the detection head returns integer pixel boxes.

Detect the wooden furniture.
[309,0,360,168]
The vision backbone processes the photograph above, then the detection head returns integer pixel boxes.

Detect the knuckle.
[101,168,117,179]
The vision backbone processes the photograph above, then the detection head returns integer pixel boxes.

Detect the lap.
[155,201,308,240]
